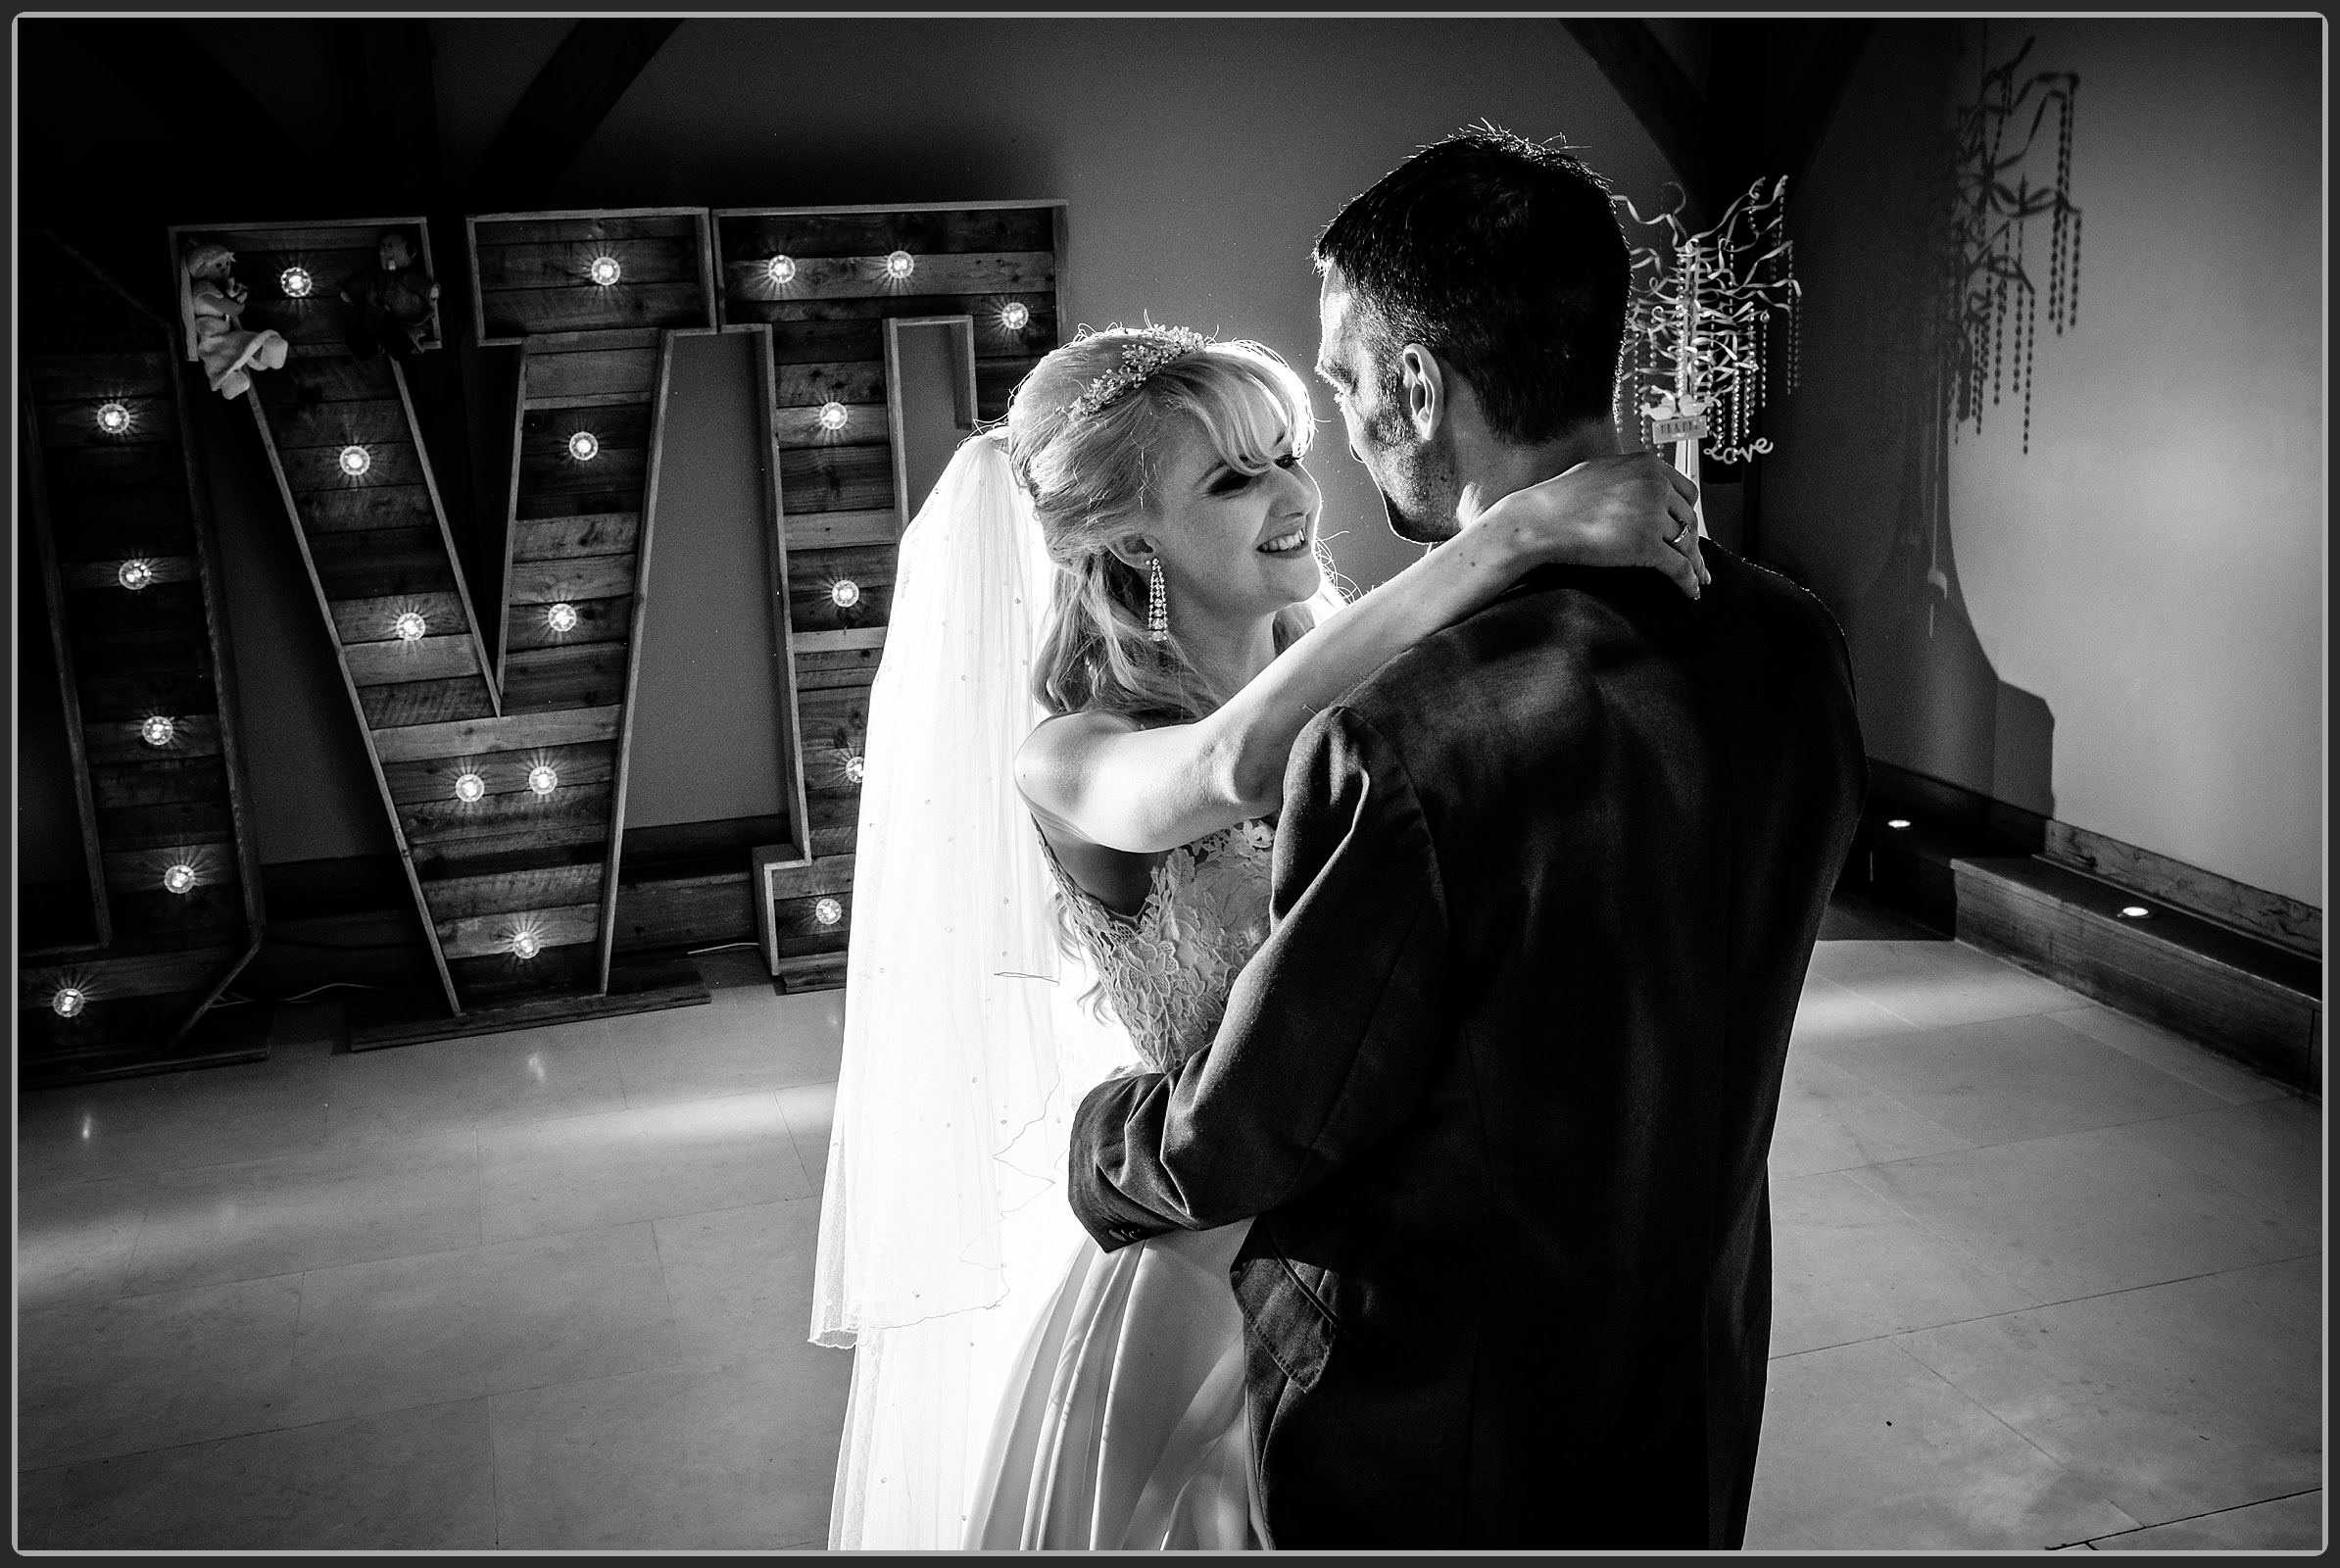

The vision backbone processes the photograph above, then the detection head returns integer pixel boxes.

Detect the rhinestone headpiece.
[1066,326,1209,421]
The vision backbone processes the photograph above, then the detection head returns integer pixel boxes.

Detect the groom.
[1065,126,1867,1548]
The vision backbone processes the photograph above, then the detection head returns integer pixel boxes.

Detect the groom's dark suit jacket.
[1068,546,1866,1549]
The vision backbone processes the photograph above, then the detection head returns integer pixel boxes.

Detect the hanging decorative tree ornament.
[1940,34,2081,456]
[1617,175,1802,537]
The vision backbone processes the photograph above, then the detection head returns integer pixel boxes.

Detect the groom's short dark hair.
[1314,123,1631,443]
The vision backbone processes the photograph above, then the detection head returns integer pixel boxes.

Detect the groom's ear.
[1398,344,1446,441]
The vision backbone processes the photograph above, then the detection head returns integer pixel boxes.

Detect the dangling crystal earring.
[1146,557,1170,644]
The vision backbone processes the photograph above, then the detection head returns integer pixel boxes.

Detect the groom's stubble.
[1365,398,1465,547]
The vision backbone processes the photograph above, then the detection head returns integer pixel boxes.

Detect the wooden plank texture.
[772,402,889,447]
[777,444,893,514]
[419,861,605,921]
[484,280,706,340]
[370,703,623,764]
[344,634,481,686]
[725,250,1052,303]
[501,641,630,711]
[526,345,661,405]
[786,544,896,634]
[717,207,1056,262]
[784,510,898,552]
[479,236,700,289]
[508,553,637,605]
[2042,820,2322,957]
[436,902,602,961]
[511,512,642,561]
[505,594,632,652]
[382,740,617,808]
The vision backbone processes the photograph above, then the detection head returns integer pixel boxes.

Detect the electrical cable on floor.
[687,940,759,956]
[215,981,391,1006]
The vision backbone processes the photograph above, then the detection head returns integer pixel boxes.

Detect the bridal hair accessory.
[1067,325,1209,421]
[1146,557,1170,643]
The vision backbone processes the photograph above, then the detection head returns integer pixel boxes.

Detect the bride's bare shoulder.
[1015,710,1145,811]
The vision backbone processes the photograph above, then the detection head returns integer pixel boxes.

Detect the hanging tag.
[1651,414,1708,444]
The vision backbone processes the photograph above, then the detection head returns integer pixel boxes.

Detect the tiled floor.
[15,927,2323,1551]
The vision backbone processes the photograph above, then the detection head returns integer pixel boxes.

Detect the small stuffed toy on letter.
[180,240,289,401]
[340,229,440,360]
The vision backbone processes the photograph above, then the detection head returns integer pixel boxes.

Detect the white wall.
[1765,19,2323,906]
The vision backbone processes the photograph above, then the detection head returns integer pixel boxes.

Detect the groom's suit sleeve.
[1068,702,1453,1250]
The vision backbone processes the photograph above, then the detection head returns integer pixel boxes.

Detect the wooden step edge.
[1952,856,2319,997]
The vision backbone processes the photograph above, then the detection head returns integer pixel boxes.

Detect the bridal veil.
[811,429,1125,1547]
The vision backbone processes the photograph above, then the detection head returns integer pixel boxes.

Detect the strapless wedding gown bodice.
[1044,818,1277,1072]
[961,822,1277,1550]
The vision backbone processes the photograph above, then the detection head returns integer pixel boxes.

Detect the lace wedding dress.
[961,819,1280,1550]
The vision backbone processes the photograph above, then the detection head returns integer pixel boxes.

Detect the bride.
[813,324,1702,1550]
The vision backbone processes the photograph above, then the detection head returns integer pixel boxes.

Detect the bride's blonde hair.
[1003,328,1338,726]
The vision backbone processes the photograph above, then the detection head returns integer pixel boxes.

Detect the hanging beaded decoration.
[1616,176,1802,467]
[1942,31,2080,455]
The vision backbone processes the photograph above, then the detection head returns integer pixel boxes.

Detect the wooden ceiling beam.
[463,19,681,213]
[58,19,329,194]
[1767,21,1879,186]
[1564,19,1709,213]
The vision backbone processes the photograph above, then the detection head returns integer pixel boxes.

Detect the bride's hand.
[1470,450,1708,599]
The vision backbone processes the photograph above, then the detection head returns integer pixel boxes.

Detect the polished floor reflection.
[15,928,2323,1551]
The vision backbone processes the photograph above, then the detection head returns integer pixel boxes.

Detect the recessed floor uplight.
[546,602,579,633]
[2120,906,2151,919]
[393,612,428,642]
[511,930,542,960]
[883,250,914,280]
[1886,818,1913,830]
[813,896,844,927]
[280,266,314,299]
[95,401,132,435]
[567,431,601,462]
[527,764,559,796]
[817,401,850,432]
[766,254,798,285]
[454,772,486,804]
[844,755,866,785]
[140,715,175,748]
[589,255,622,287]
[163,862,199,895]
[999,301,1031,331]
[338,445,372,477]
[117,559,156,592]
[829,578,861,609]
[51,986,86,1019]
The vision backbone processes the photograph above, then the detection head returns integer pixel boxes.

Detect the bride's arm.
[1017,450,1702,855]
